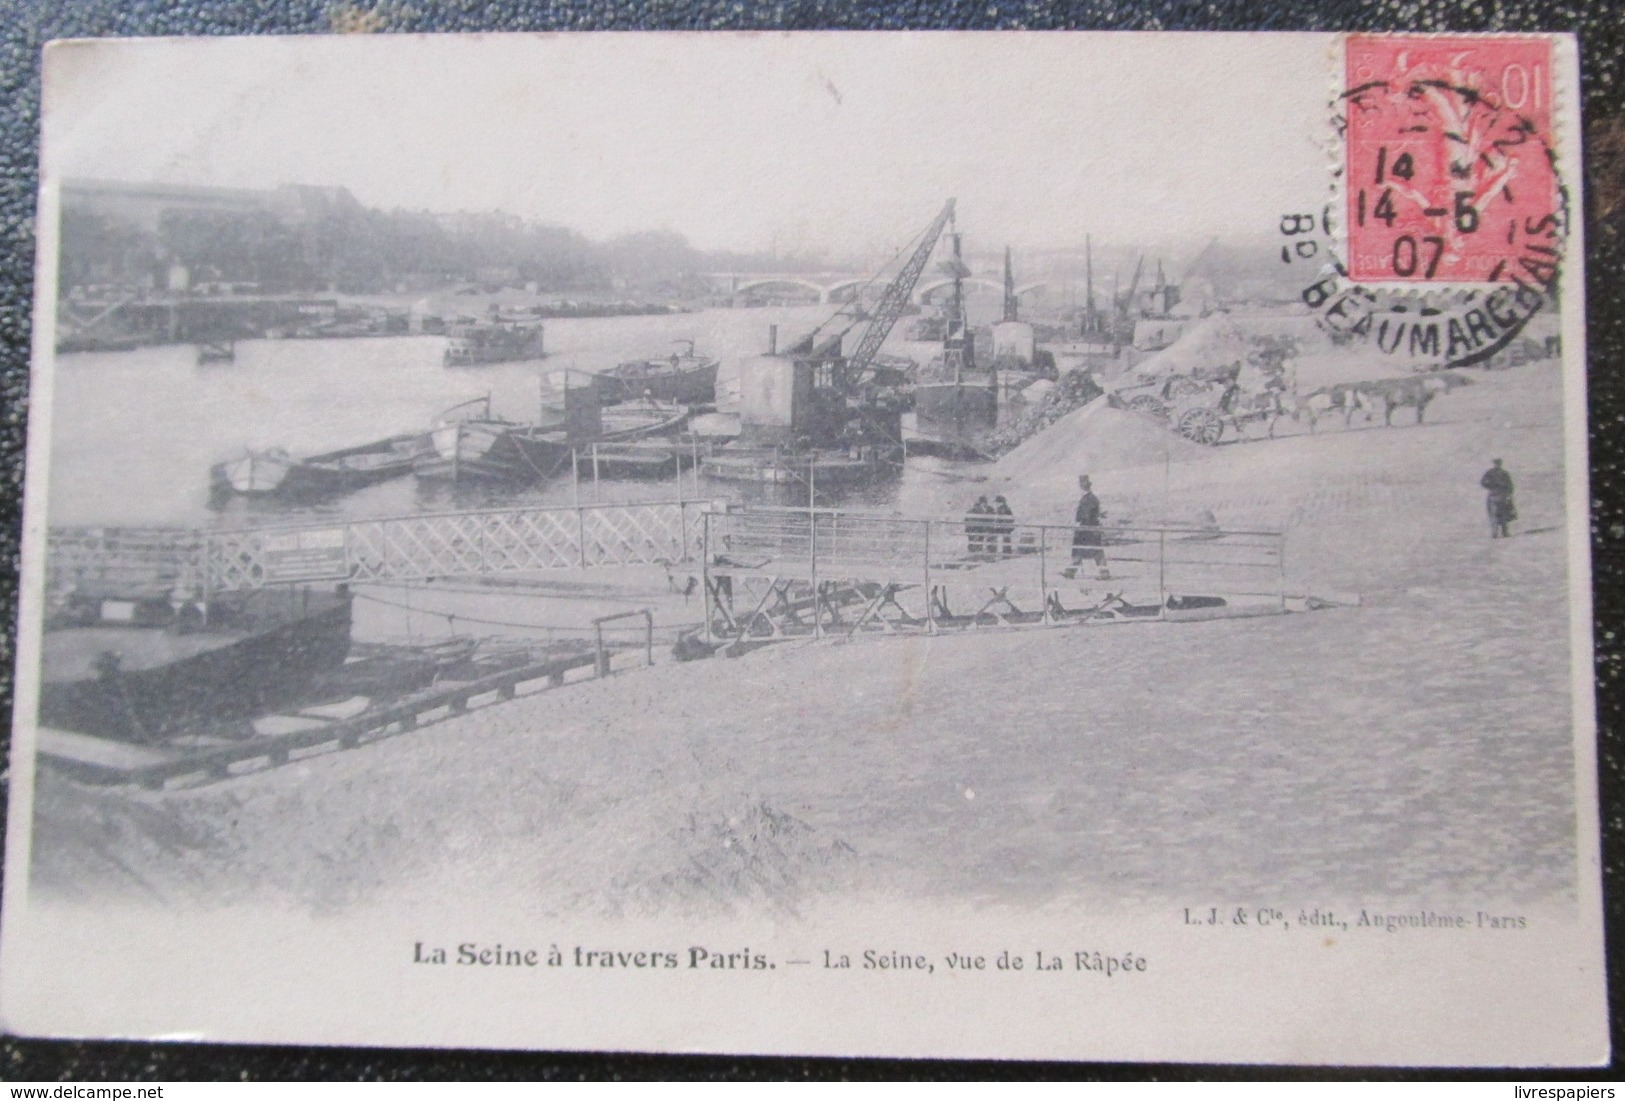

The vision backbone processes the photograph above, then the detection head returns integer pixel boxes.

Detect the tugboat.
[443,320,546,366]
[38,584,354,745]
[591,341,719,406]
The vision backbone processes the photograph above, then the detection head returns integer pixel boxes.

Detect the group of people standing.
[961,476,1109,575]
[965,494,1016,557]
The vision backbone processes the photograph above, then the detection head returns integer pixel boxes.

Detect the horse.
[1352,372,1472,426]
[1288,384,1374,433]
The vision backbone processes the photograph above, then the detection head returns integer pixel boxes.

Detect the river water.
[44,304,994,529]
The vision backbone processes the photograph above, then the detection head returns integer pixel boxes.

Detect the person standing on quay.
[1481,459,1516,538]
[992,495,1015,557]
[966,495,992,556]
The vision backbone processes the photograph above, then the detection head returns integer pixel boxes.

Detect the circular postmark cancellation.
[1281,35,1567,370]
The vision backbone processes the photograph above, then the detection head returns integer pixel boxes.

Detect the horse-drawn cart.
[1116,373,1284,445]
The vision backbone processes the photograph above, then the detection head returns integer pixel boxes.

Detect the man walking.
[1071,475,1106,576]
[1481,459,1516,538]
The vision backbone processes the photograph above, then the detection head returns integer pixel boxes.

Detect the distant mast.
[1002,246,1018,323]
[943,227,974,388]
[1085,235,1095,333]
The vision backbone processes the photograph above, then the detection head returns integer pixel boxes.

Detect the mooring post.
[701,511,713,644]
[1158,529,1168,618]
[644,609,654,666]
[1278,531,1287,612]
[809,509,821,639]
[1038,524,1049,623]
[595,621,608,678]
[923,520,935,633]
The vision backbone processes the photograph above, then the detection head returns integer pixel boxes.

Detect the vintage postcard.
[0,31,1606,1065]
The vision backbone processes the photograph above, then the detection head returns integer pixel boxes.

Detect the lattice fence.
[49,501,711,595]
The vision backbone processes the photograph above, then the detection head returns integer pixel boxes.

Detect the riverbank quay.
[27,359,1575,917]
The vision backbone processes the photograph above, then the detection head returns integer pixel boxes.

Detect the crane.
[735,200,960,456]
[780,198,957,382]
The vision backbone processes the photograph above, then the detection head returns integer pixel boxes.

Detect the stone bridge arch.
[734,277,830,302]
[914,277,1005,304]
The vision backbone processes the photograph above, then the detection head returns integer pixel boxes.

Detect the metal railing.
[592,608,655,676]
[47,500,713,596]
[701,506,1286,639]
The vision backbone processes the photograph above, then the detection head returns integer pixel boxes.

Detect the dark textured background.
[0,0,1619,1081]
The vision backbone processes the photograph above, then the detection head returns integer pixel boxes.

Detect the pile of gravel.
[983,370,1106,456]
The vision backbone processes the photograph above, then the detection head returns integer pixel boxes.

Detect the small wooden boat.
[700,445,899,485]
[591,341,718,405]
[598,397,689,440]
[196,338,236,365]
[412,401,574,485]
[583,437,707,479]
[415,388,688,486]
[210,432,433,498]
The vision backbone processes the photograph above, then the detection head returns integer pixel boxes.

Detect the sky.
[41,32,1336,258]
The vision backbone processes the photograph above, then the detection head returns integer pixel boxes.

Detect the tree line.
[58,200,826,298]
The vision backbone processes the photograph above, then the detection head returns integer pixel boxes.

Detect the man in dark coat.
[1481,459,1516,538]
[1071,475,1105,573]
[992,495,1015,557]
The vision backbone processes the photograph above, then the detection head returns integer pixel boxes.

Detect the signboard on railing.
[257,527,348,583]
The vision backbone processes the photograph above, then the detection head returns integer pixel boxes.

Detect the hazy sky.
[42,32,1335,257]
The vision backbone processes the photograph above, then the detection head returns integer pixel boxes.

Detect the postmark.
[1281,35,1567,369]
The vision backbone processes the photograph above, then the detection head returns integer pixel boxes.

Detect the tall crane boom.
[845,198,956,377]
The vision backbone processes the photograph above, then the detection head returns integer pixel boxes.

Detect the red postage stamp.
[1343,35,1559,285]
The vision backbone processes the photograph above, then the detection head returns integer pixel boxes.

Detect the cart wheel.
[1127,394,1168,417]
[1177,407,1224,445]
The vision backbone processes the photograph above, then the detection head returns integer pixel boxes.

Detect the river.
[43,304,997,529]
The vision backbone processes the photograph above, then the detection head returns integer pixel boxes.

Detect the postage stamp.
[0,31,1606,1066]
[1284,35,1569,373]
[1343,35,1561,286]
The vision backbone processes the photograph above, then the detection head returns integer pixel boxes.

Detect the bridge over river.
[704,271,1048,305]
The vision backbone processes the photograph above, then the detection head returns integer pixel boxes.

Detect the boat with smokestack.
[903,233,1000,457]
[443,319,546,366]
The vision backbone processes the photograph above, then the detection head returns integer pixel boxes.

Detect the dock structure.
[38,645,644,790]
[700,507,1289,644]
[38,501,1309,788]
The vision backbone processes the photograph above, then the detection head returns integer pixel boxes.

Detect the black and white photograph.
[0,31,1606,1065]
